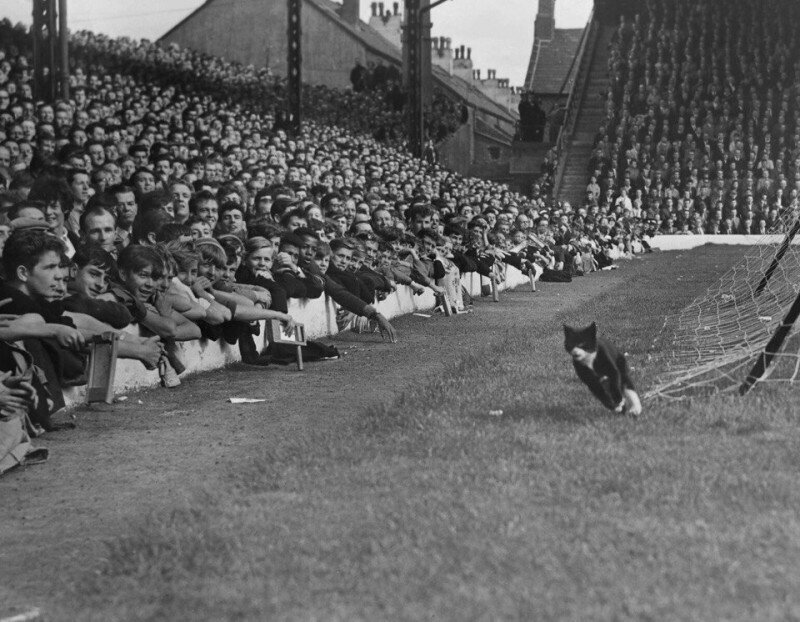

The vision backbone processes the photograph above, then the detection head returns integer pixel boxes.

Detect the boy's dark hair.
[278,232,304,250]
[72,243,117,273]
[139,189,172,213]
[416,227,440,241]
[2,229,66,279]
[315,241,332,258]
[247,218,282,240]
[117,244,164,279]
[156,222,192,243]
[443,223,467,238]
[406,203,433,222]
[329,238,354,253]
[27,175,71,210]
[132,208,173,244]
[292,226,317,240]
[279,207,305,228]
[219,200,244,218]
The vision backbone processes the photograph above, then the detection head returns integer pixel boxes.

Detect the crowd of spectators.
[587,0,800,235]
[0,19,647,472]
[349,59,466,143]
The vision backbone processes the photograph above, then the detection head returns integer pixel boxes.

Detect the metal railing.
[552,8,598,199]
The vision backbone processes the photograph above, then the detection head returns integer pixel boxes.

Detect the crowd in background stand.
[0,19,649,472]
[350,59,466,143]
[587,0,800,235]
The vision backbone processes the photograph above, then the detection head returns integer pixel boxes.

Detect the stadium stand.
[0,17,649,472]
[567,0,800,235]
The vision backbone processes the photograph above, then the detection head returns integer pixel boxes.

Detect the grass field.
[6,245,800,621]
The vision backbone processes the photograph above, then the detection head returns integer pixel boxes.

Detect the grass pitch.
[18,245,800,620]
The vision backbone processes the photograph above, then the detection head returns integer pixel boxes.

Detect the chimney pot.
[393,2,399,15]
[378,2,384,16]
[454,48,460,59]
[467,47,472,60]
[460,44,465,58]
[341,0,360,24]
[446,37,451,49]
[371,2,377,16]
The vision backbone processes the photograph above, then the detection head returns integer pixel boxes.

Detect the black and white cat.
[563,322,642,416]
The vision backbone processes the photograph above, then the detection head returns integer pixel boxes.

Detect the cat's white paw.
[614,400,625,413]
[625,389,642,417]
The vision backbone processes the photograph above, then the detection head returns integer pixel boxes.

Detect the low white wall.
[647,234,786,251]
[64,266,531,405]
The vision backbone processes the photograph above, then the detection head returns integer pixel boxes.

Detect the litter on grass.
[488,410,504,417]
[0,607,42,622]
[228,397,267,404]
[413,313,432,318]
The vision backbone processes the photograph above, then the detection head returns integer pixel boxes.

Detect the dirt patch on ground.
[0,268,627,618]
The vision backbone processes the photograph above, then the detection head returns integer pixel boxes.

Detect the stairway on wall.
[557,24,615,207]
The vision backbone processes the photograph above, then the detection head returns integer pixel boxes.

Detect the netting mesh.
[647,209,800,400]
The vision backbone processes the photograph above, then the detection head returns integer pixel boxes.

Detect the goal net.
[646,210,800,400]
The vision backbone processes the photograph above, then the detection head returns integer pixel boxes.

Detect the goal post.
[754,218,800,297]
[739,289,800,395]
[647,208,800,400]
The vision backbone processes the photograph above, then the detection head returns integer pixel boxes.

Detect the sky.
[0,0,593,86]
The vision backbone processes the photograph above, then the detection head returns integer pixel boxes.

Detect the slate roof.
[526,28,584,95]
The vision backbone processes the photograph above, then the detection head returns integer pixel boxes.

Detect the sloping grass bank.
[65,247,800,620]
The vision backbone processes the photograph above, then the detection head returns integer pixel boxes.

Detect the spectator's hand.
[274,252,295,271]
[2,373,38,408]
[191,277,213,296]
[281,314,296,333]
[252,289,272,307]
[412,284,425,295]
[430,284,445,294]
[375,313,396,343]
[52,325,86,350]
[140,336,163,370]
[154,293,172,317]
[0,372,32,414]
[0,313,21,328]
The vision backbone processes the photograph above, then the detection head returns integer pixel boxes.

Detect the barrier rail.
[552,10,597,197]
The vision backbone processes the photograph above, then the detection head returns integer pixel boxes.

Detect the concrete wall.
[437,121,473,176]
[64,266,533,406]
[647,234,787,252]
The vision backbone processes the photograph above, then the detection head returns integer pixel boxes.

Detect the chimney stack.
[341,0,360,24]
[535,0,556,40]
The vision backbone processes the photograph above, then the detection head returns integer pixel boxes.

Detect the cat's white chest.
[570,347,597,369]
